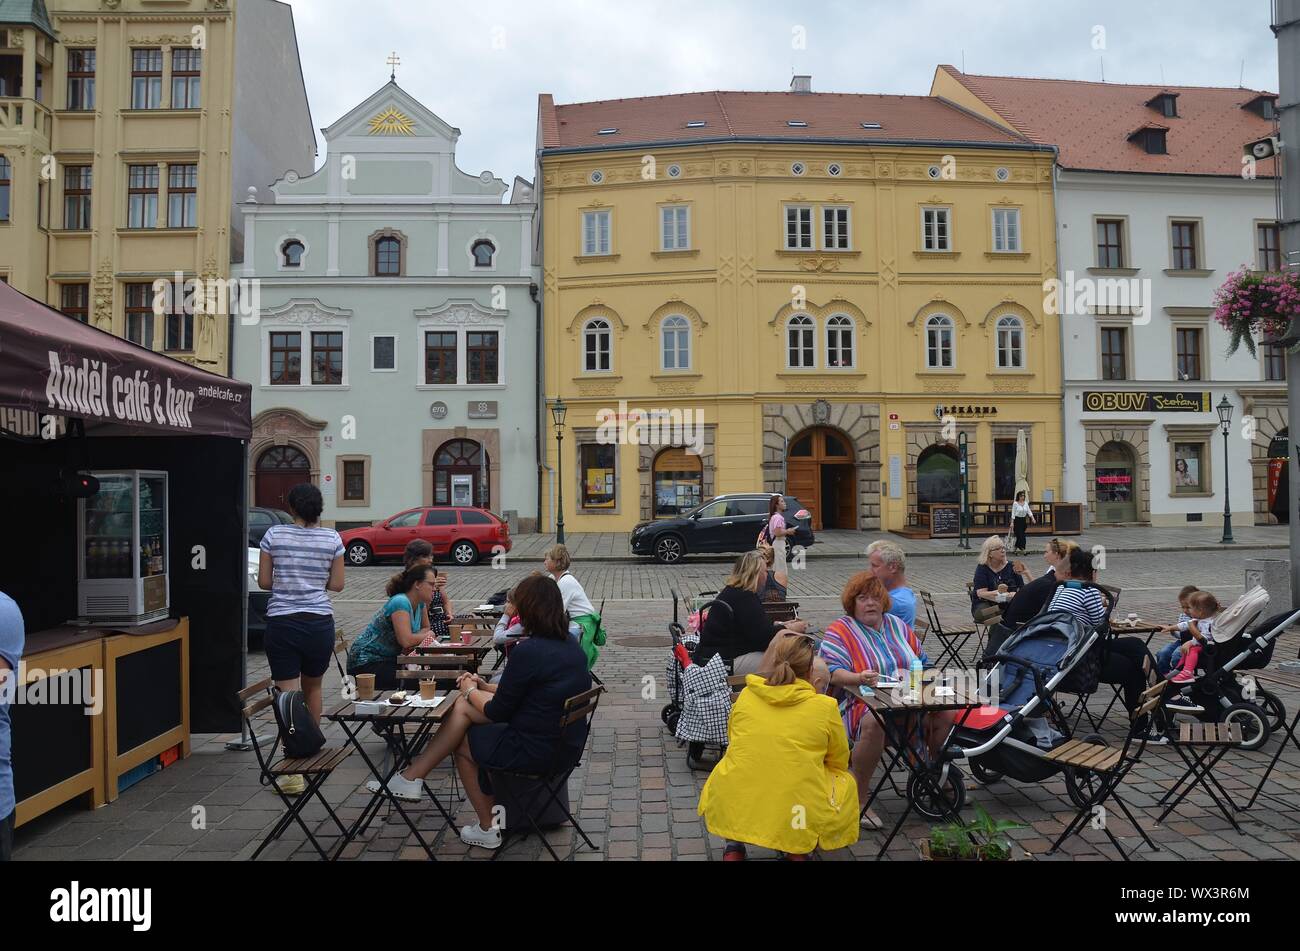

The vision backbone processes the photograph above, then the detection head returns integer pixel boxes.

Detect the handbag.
[272,688,326,759]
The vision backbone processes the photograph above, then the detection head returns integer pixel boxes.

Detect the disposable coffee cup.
[355,673,376,700]
[419,680,438,700]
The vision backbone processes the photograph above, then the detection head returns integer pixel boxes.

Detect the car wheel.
[451,540,479,566]
[654,534,685,564]
[345,541,372,567]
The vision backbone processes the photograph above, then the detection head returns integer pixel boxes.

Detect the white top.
[556,571,596,617]
[259,524,343,617]
[1011,501,1032,518]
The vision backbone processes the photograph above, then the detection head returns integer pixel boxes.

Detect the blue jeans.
[1155,640,1182,678]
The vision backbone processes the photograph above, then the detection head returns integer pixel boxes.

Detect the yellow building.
[0,0,313,374]
[537,77,1063,535]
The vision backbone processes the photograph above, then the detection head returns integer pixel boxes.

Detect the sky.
[281,0,1280,186]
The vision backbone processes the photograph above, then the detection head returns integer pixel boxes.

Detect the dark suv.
[630,493,815,564]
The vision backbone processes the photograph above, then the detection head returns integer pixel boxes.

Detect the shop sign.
[468,400,498,419]
[430,401,449,420]
[939,405,998,417]
[1082,391,1209,413]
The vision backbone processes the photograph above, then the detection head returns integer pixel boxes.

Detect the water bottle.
[910,657,923,699]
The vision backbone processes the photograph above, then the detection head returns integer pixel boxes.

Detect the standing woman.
[543,544,603,669]
[763,494,797,575]
[257,483,344,724]
[1009,491,1035,555]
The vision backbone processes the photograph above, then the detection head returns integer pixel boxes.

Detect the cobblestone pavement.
[14,546,1300,862]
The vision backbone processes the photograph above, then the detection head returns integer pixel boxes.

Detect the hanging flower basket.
[1212,267,1300,356]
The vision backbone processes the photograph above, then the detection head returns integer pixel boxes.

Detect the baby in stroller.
[1155,585,1199,678]
[1166,591,1220,685]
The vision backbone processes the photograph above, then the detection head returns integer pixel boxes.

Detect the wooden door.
[833,465,856,529]
[785,427,855,531]
[255,446,310,510]
[786,458,820,529]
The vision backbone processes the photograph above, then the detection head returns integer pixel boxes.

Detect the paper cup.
[419,680,438,700]
[355,673,376,700]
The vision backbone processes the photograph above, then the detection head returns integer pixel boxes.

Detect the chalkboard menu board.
[12,670,94,802]
[115,639,182,754]
[930,505,961,538]
[1053,503,1083,534]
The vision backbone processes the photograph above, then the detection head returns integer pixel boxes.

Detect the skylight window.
[686,120,707,128]
[861,122,882,130]
[597,128,619,135]
[787,120,808,128]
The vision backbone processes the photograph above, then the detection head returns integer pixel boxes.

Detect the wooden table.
[1241,668,1300,810]
[416,634,495,660]
[325,689,461,860]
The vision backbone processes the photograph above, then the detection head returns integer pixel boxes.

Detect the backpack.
[272,689,325,759]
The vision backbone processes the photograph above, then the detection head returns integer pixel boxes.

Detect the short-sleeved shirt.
[767,512,787,541]
[1049,583,1106,628]
[972,562,1025,608]
[260,523,343,617]
[885,585,917,628]
[0,592,26,821]
[350,594,426,668]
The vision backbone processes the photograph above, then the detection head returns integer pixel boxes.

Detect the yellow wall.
[541,141,1063,534]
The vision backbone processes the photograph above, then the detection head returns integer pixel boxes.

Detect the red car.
[339,506,510,567]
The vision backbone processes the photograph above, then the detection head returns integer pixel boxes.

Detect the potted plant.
[1212,267,1300,356]
[920,805,1023,861]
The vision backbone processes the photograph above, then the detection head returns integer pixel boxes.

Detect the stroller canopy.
[992,610,1095,712]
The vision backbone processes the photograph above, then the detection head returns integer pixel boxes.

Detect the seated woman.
[544,544,603,669]
[971,536,1031,623]
[758,543,789,603]
[346,564,436,690]
[401,540,453,647]
[490,575,581,683]
[373,573,592,850]
[988,538,1077,656]
[698,633,858,861]
[693,550,809,676]
[819,573,954,830]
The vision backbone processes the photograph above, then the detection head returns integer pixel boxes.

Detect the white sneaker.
[459,822,502,850]
[367,773,424,802]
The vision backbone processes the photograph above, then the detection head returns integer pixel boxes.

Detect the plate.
[408,695,445,709]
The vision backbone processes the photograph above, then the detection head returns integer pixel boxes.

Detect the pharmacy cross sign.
[387,51,400,81]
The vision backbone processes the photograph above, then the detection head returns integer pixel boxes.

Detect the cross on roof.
[387,51,400,81]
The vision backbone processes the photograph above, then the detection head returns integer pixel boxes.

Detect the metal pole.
[1278,0,1300,608]
[1221,422,1235,544]
[958,430,971,550]
[555,429,565,544]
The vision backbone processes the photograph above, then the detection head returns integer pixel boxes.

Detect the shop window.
[580,443,616,509]
[1172,441,1208,495]
[652,447,702,517]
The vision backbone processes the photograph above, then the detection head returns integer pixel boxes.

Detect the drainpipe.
[1050,148,1069,520]
[531,280,545,532]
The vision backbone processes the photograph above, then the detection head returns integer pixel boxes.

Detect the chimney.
[790,74,811,94]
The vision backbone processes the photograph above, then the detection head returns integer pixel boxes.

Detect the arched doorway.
[1268,429,1289,524]
[786,427,856,530]
[434,438,489,508]
[256,446,310,510]
[1095,441,1138,523]
[652,447,703,517]
[916,444,960,513]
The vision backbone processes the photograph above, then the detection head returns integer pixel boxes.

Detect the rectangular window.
[1264,344,1287,381]
[580,443,617,509]
[1173,442,1207,494]
[660,206,689,250]
[130,48,163,109]
[66,49,95,110]
[167,163,197,228]
[922,207,951,251]
[992,208,1021,252]
[0,53,20,97]
[467,331,499,384]
[127,165,159,229]
[424,331,457,384]
[311,331,343,385]
[1176,328,1203,381]
[785,205,813,250]
[994,439,1017,501]
[1101,327,1128,381]
[63,166,92,230]
[343,460,366,502]
[822,206,850,250]
[371,335,396,371]
[171,48,201,109]
[124,283,155,349]
[1096,219,1124,268]
[1171,221,1199,270]
[60,283,89,322]
[0,153,11,222]
[581,210,610,255]
[269,331,301,385]
[164,297,193,352]
[1257,222,1281,272]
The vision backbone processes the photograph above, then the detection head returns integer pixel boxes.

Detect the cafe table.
[416,633,496,665]
[847,673,981,859]
[1089,618,1170,724]
[1240,667,1300,811]
[324,689,461,861]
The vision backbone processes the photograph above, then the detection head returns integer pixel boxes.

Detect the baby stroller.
[944,587,1113,813]
[1164,588,1299,751]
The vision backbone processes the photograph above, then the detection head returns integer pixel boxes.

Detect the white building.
[934,67,1287,528]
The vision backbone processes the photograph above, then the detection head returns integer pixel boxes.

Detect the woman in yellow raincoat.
[698,633,858,859]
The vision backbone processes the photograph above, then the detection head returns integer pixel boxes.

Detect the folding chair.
[1156,720,1245,833]
[1043,683,1163,860]
[239,678,351,861]
[332,629,352,681]
[762,601,801,625]
[918,589,977,669]
[489,685,605,861]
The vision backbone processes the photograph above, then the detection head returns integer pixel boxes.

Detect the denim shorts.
[265,611,335,682]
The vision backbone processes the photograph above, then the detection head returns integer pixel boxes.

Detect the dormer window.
[1147,92,1179,118]
[1128,125,1168,155]
[596,128,618,136]
[1244,94,1279,120]
[787,120,808,128]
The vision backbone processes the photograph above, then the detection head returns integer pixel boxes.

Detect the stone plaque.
[468,400,498,420]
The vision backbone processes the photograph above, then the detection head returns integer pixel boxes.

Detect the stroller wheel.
[1258,689,1287,735]
[908,764,966,821]
[686,742,708,770]
[660,703,678,726]
[1063,733,1108,809]
[969,760,1004,785]
[1221,703,1270,752]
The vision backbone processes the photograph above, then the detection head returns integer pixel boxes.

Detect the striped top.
[1048,583,1106,628]
[819,613,926,737]
[260,523,343,617]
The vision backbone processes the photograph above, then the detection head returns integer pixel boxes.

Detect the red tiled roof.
[537,89,1036,152]
[936,65,1277,177]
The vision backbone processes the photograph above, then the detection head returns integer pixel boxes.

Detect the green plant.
[927,805,1023,861]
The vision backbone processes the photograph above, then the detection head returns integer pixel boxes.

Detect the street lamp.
[1217,396,1235,545]
[551,398,567,544]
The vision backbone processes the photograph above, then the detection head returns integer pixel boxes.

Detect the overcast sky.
[282,0,1279,186]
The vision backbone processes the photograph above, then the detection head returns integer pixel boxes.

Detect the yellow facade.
[540,135,1064,535]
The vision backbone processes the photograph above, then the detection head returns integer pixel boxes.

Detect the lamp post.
[551,398,567,544]
[1217,396,1235,545]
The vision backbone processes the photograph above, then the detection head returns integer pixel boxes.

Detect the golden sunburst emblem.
[368,107,415,136]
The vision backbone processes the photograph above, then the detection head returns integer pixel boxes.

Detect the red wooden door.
[255,447,310,510]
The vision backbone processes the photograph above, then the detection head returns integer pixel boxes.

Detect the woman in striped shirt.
[818,573,954,829]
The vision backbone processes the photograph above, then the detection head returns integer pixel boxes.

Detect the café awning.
[0,281,251,439]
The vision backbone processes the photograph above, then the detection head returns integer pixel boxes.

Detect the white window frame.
[995,315,1024,369]
[925,314,955,369]
[921,206,952,252]
[467,235,498,271]
[825,314,855,368]
[786,314,816,368]
[784,204,814,250]
[370,333,398,373]
[583,317,612,372]
[660,315,692,370]
[660,205,690,251]
[992,207,1021,252]
[261,322,350,389]
[581,209,612,256]
[822,205,852,250]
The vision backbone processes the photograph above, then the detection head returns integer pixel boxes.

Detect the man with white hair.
[866,540,916,629]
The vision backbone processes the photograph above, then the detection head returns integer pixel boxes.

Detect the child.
[1168,591,1220,684]
[1155,585,1198,678]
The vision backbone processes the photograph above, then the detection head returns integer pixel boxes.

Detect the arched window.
[0,155,10,223]
[661,315,691,370]
[583,317,611,372]
[787,314,815,368]
[433,438,489,508]
[996,315,1024,369]
[374,235,402,276]
[471,239,496,267]
[281,240,304,268]
[926,314,954,369]
[826,314,854,368]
